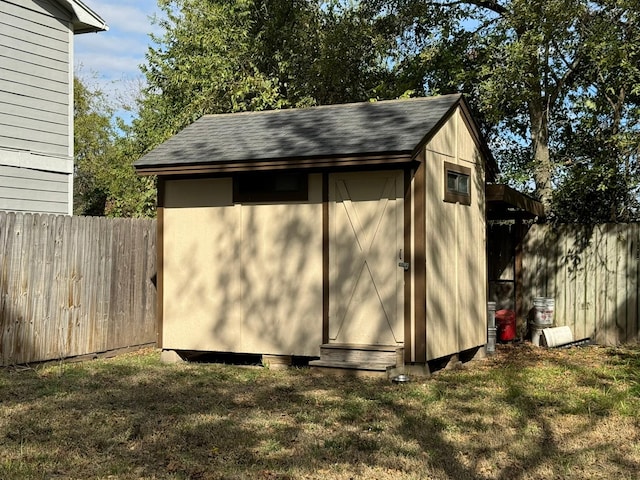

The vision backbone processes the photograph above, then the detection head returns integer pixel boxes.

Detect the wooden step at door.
[309,343,404,375]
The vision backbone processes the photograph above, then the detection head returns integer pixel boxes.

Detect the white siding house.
[0,0,107,214]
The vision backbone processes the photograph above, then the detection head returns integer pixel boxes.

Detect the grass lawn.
[1,343,639,479]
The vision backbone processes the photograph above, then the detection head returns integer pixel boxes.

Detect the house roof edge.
[56,0,108,33]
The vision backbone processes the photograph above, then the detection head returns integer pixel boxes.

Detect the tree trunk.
[529,100,552,215]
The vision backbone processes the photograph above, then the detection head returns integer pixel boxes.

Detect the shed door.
[329,170,404,345]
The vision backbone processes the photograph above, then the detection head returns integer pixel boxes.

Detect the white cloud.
[91,0,161,35]
[76,51,143,78]
[74,0,162,112]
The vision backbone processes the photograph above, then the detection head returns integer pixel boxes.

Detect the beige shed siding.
[0,0,71,157]
[163,178,242,352]
[457,111,486,352]
[424,150,457,360]
[240,178,323,354]
[162,175,323,356]
[423,107,486,360]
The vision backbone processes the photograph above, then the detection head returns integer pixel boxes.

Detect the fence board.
[521,223,640,345]
[0,212,157,365]
[582,227,596,340]
[556,227,568,333]
[629,225,639,342]
[520,225,535,317]
[602,224,618,345]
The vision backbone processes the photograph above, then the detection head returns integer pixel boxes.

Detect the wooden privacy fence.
[522,223,639,345]
[0,212,157,366]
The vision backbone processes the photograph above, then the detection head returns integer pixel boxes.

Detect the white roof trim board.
[56,0,108,33]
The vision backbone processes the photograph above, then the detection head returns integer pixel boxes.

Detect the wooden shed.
[135,94,497,374]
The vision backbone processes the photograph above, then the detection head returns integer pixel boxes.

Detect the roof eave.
[135,152,415,177]
[486,184,545,220]
[56,0,108,33]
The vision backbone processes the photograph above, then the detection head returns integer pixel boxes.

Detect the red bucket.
[496,309,516,342]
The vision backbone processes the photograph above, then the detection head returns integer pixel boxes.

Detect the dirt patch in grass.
[1,344,639,479]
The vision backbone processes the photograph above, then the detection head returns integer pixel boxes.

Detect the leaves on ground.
[1,344,639,479]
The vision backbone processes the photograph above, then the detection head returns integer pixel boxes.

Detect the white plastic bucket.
[533,297,553,326]
[545,298,555,325]
[541,326,573,348]
[531,326,544,346]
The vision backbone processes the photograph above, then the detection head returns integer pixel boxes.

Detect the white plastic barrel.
[541,326,573,348]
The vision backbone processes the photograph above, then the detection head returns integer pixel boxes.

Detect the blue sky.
[74,0,162,121]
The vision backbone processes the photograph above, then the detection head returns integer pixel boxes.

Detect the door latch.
[398,249,409,271]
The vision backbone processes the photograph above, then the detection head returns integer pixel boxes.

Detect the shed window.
[444,161,471,205]
[234,172,308,203]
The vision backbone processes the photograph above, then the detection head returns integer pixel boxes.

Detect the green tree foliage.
[137,0,279,149]
[552,0,640,222]
[133,0,399,149]
[102,133,158,218]
[74,76,156,218]
[73,76,114,216]
[373,0,640,221]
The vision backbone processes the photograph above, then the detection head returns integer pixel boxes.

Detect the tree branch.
[410,1,508,16]
[548,53,582,108]
[464,1,508,16]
